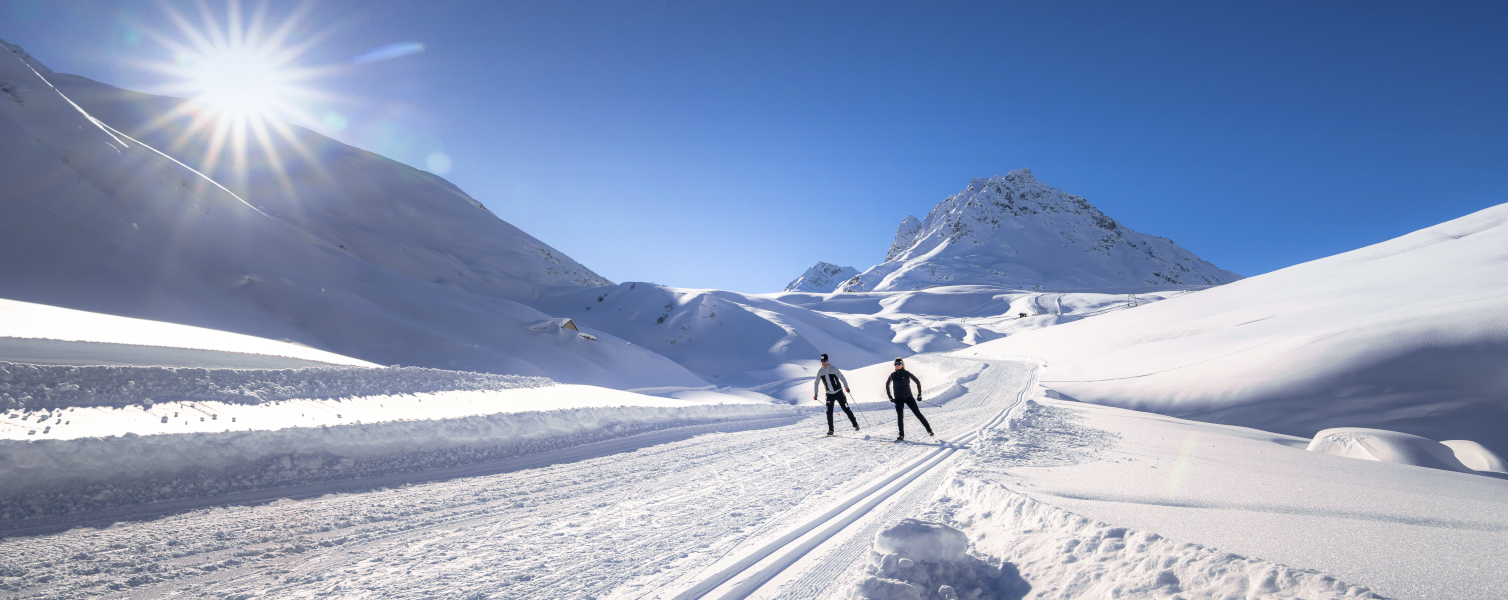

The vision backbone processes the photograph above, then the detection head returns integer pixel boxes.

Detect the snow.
[2,26,1506,600]
[1440,439,1508,474]
[961,201,1508,458]
[0,380,784,520]
[0,38,703,387]
[530,282,1199,398]
[0,356,1502,598]
[785,262,861,293]
[944,395,1508,599]
[1305,427,1504,474]
[870,519,967,562]
[0,297,375,368]
[0,361,551,411]
[843,169,1241,292]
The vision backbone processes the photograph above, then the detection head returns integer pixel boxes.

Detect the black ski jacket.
[886,369,921,402]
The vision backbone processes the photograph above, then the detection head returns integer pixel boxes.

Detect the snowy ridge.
[0,387,787,521]
[0,361,551,411]
[845,169,1241,292]
[784,262,861,293]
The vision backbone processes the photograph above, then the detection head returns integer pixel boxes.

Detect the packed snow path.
[0,356,1035,599]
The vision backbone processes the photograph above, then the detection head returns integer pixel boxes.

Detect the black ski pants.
[894,397,931,437]
[826,392,859,432]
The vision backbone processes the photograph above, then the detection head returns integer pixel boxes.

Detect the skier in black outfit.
[886,358,933,441]
[813,353,860,435]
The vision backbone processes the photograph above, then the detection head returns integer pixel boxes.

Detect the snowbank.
[849,517,1026,600]
[964,394,1508,599]
[849,479,1384,600]
[0,384,788,520]
[1307,427,1506,475]
[0,298,376,368]
[0,361,551,411]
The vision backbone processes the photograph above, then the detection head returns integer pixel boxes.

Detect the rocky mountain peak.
[843,170,1240,292]
[783,262,860,293]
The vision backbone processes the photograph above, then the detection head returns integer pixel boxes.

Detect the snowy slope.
[784,262,860,293]
[0,297,375,368]
[962,201,1508,456]
[845,169,1242,292]
[0,39,703,388]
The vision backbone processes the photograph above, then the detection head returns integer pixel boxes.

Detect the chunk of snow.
[1440,439,1508,474]
[873,519,967,562]
[1307,427,1475,473]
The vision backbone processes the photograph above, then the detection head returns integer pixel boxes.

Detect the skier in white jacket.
[813,353,860,435]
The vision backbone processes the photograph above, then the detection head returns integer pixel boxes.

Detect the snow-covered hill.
[963,200,1508,456]
[783,262,859,292]
[0,39,702,388]
[528,282,1198,400]
[844,169,1242,292]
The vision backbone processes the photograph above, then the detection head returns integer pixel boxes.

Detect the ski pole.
[854,399,873,428]
[920,398,944,408]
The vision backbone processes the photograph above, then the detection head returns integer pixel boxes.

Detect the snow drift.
[0,38,704,388]
[1307,427,1507,475]
[963,201,1508,456]
[0,297,376,368]
[0,384,787,520]
[845,169,1241,292]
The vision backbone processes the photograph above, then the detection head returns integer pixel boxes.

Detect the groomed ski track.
[0,357,1037,599]
[662,357,1038,600]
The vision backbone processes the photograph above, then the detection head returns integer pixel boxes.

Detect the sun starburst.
[134,0,338,189]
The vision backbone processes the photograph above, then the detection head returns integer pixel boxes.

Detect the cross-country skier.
[886,358,934,441]
[813,353,860,436]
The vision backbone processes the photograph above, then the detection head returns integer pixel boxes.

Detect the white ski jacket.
[814,365,851,397]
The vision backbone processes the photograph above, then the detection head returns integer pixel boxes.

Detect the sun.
[178,45,292,122]
[133,0,335,185]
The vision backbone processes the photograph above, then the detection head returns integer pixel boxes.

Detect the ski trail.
[666,358,1038,600]
[0,356,1033,599]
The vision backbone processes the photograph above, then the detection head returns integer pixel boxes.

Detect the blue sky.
[5,0,1506,292]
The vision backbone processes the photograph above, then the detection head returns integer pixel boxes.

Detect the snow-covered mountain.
[0,39,702,388]
[964,200,1508,456]
[844,169,1242,292]
[782,262,859,292]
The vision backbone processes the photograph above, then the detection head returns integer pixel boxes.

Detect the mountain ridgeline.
[838,169,1241,292]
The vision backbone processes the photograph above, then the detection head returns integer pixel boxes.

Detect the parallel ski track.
[671,358,1039,600]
